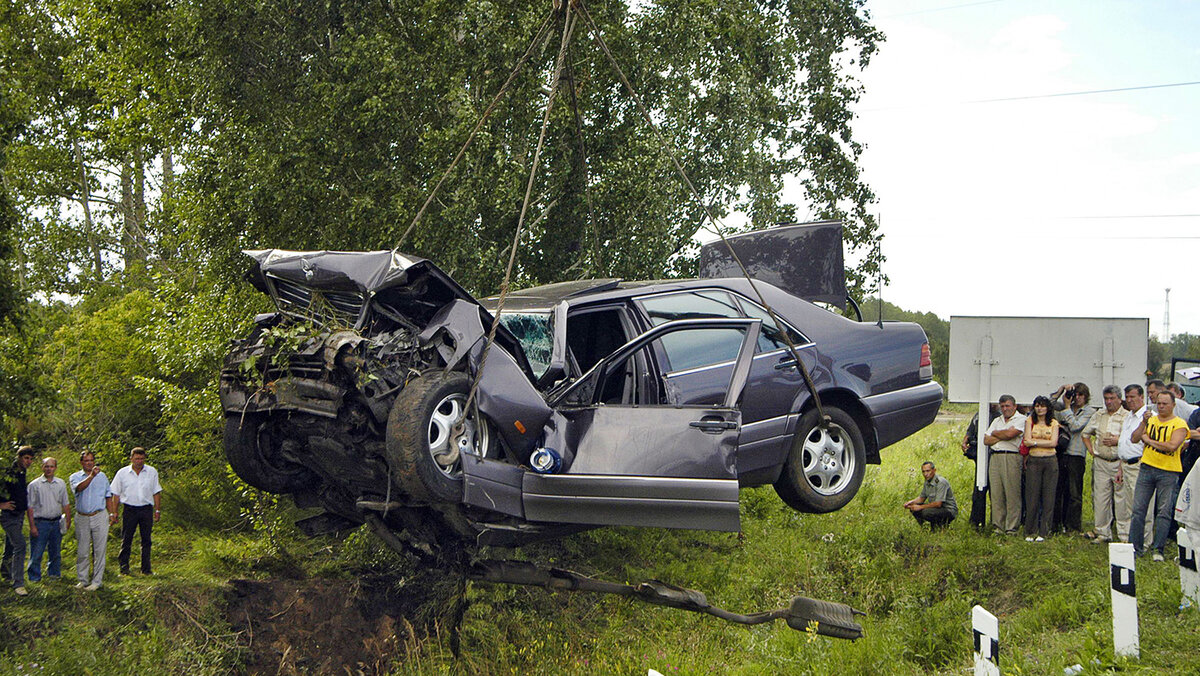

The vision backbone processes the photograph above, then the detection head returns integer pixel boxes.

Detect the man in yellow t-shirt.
[1130,390,1189,560]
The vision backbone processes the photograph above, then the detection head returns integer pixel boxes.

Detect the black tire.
[386,371,496,504]
[224,414,320,493]
[774,406,867,514]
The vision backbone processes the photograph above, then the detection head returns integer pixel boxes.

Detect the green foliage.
[1149,332,1200,379]
[44,289,163,448]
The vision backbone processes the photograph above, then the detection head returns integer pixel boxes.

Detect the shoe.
[1035,536,1045,542]
[1153,552,1165,562]
[1092,537,1111,545]
[85,583,100,591]
[75,582,85,589]
[1025,537,1035,542]
[120,568,130,576]
[14,587,27,596]
[1083,531,1097,540]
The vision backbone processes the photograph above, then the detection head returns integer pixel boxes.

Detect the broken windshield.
[499,311,552,379]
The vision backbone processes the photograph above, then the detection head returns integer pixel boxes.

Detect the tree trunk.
[162,148,174,200]
[120,149,147,272]
[71,134,103,281]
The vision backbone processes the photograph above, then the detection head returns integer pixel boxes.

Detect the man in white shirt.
[984,395,1026,534]
[110,447,162,576]
[1168,382,1197,421]
[1117,384,1154,548]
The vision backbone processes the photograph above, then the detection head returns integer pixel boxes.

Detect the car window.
[498,311,551,379]
[637,291,744,372]
[730,295,809,352]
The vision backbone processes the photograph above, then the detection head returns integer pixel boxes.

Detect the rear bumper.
[862,381,944,450]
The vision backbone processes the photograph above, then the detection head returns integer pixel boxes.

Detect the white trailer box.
[948,316,1148,404]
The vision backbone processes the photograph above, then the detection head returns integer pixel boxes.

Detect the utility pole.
[1164,288,1171,342]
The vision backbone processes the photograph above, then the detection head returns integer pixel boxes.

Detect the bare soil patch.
[226,573,464,674]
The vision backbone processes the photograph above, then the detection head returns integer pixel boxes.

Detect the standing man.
[1082,385,1131,543]
[1,446,36,596]
[111,447,162,575]
[1130,389,1188,560]
[904,461,958,530]
[1118,384,1155,548]
[984,395,1026,535]
[25,457,71,583]
[1051,382,1094,533]
[70,450,115,590]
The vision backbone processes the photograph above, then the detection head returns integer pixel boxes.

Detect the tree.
[174,0,884,295]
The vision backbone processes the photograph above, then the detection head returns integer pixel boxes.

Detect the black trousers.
[118,504,153,574]
[1053,455,1085,532]
[912,507,955,529]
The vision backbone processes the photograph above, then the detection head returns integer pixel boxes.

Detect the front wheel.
[774,406,866,514]
[386,371,497,504]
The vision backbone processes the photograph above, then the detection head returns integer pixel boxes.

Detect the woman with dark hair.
[1023,395,1060,541]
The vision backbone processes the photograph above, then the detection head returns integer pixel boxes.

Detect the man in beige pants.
[1082,385,1130,543]
[985,395,1026,534]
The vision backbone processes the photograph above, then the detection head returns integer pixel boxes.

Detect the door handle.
[774,357,797,371]
[689,418,739,433]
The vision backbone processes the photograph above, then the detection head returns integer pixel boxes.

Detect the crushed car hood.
[244,249,479,303]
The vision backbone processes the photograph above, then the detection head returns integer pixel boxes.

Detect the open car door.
[464,318,760,532]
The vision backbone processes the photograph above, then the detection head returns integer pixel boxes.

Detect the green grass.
[3,419,1198,674]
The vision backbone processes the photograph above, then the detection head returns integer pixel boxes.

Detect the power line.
[862,79,1200,112]
[968,80,1200,104]
[1063,214,1200,220]
[880,0,1007,18]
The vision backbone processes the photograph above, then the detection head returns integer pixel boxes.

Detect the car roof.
[481,277,785,313]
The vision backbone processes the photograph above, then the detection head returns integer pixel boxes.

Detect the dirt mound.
[226,573,465,674]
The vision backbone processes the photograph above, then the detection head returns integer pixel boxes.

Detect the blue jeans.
[27,518,62,581]
[1129,464,1180,556]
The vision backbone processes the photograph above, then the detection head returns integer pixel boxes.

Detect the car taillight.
[919,343,933,380]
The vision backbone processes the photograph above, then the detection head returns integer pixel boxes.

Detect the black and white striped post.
[1110,542,1139,658]
[1179,527,1199,607]
[972,605,999,676]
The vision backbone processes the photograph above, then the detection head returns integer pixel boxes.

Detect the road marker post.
[1179,527,1199,607]
[1109,542,1139,658]
[972,605,999,676]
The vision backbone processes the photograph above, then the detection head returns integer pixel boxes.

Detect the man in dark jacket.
[1,446,37,596]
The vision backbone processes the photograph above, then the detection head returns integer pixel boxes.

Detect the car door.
[633,289,815,478]
[463,317,760,532]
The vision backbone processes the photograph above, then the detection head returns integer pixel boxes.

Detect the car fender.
[419,299,552,460]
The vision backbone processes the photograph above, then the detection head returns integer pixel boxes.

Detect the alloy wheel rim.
[800,423,856,496]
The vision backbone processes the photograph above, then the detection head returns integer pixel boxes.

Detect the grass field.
[2,418,1198,674]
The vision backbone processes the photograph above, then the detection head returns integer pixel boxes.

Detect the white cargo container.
[948,316,1148,404]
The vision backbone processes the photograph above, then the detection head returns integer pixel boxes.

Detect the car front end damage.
[218,250,554,546]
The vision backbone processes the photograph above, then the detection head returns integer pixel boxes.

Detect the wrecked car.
[219,237,942,549]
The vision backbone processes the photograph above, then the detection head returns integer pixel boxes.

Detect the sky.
[820,0,1200,337]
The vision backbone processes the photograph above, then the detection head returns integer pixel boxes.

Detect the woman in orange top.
[1023,395,1060,541]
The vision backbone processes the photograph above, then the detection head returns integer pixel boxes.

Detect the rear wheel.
[224,414,320,493]
[774,406,866,514]
[387,371,497,503]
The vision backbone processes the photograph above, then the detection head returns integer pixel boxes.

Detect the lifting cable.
[573,0,830,427]
[414,0,828,444]
[394,9,557,250]
[460,3,579,426]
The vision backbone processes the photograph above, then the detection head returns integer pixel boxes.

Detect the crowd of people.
[920,379,1200,561]
[1,447,162,597]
